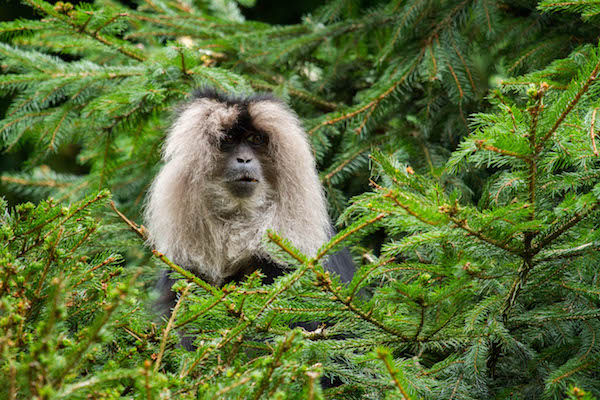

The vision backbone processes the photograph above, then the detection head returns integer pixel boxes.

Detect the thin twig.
[538,61,600,148]
[154,284,191,372]
[591,108,599,156]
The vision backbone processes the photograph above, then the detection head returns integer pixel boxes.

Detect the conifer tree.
[1,0,600,398]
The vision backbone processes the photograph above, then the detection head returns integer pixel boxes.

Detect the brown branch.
[73,256,116,288]
[154,283,191,372]
[532,205,599,253]
[591,108,599,156]
[376,349,412,399]
[450,38,476,93]
[316,213,387,261]
[538,60,600,149]
[308,51,423,135]
[474,140,530,160]
[447,62,464,99]
[382,189,440,226]
[550,361,594,384]
[78,13,93,33]
[542,1,600,6]
[23,0,145,62]
[321,272,410,341]
[179,50,188,75]
[251,332,296,400]
[1,176,68,188]
[447,216,521,255]
[93,13,128,35]
[449,374,463,400]
[109,201,146,239]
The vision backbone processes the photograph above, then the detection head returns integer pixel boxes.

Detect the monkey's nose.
[237,157,252,164]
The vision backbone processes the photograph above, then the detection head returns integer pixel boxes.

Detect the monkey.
[145,88,354,322]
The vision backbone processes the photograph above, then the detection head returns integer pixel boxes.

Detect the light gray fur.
[145,97,331,285]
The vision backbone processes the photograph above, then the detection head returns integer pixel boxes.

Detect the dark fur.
[192,87,284,107]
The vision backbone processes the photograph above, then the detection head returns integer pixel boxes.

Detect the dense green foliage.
[1,0,600,398]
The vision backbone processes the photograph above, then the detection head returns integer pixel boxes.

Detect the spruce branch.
[267,231,308,264]
[77,12,93,33]
[51,270,140,388]
[474,140,530,160]
[447,62,464,100]
[450,35,476,93]
[251,331,297,400]
[501,259,531,322]
[317,270,410,341]
[550,360,595,385]
[73,256,117,288]
[92,12,128,35]
[215,376,252,397]
[445,214,521,255]
[154,283,191,373]
[321,143,373,183]
[538,59,600,149]
[532,204,599,252]
[14,191,108,257]
[535,241,600,262]
[188,264,311,376]
[23,0,146,61]
[376,348,413,400]
[316,213,387,261]
[152,250,221,296]
[0,175,68,188]
[381,188,440,226]
[308,54,423,136]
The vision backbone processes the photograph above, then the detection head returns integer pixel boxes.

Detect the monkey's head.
[145,89,332,283]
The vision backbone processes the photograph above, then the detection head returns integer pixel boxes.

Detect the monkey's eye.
[219,134,236,148]
[246,133,268,146]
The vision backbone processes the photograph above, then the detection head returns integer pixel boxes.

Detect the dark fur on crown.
[191,87,284,107]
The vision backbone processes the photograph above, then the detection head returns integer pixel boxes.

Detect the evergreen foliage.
[1,0,600,398]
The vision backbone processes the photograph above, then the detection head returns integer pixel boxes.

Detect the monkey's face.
[215,113,272,201]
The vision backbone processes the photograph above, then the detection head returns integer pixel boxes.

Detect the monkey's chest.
[218,224,268,275]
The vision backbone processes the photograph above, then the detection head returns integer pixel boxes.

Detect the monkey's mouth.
[227,176,259,198]
[236,176,258,183]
